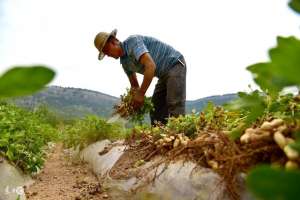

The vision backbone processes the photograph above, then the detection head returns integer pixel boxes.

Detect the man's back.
[120,35,182,78]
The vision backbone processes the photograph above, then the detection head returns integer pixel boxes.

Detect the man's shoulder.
[123,35,143,44]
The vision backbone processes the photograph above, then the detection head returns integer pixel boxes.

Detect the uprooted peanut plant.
[113,88,153,123]
[122,93,300,200]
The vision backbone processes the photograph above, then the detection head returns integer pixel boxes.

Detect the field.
[1,1,300,200]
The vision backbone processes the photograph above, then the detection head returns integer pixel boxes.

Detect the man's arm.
[128,73,139,90]
[138,52,156,95]
[131,52,156,109]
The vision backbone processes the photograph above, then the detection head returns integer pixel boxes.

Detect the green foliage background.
[62,115,126,150]
[0,102,58,173]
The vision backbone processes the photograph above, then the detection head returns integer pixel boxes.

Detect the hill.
[186,93,237,113]
[13,86,237,119]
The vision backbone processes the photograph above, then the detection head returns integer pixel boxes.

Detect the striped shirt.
[120,35,182,78]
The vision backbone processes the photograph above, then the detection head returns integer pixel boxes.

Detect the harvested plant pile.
[113,89,153,123]
[119,95,300,200]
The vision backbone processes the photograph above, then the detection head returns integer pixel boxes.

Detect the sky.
[0,0,299,100]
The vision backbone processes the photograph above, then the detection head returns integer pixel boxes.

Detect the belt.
[177,56,186,67]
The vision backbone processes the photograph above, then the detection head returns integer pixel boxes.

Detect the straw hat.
[94,29,117,60]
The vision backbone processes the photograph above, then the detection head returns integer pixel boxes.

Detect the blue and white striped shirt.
[120,35,182,78]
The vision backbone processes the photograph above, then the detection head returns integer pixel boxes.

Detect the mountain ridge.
[13,86,237,119]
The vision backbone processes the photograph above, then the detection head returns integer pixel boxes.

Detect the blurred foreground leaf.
[0,66,55,98]
[247,165,300,200]
[247,36,300,96]
[289,0,300,14]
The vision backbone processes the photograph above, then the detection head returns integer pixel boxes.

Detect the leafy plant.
[166,113,199,138]
[0,102,58,173]
[113,88,153,124]
[244,1,300,199]
[134,101,243,139]
[62,115,126,150]
[199,101,241,132]
[33,104,63,127]
[0,65,56,173]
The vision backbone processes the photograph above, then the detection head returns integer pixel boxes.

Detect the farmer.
[94,29,186,125]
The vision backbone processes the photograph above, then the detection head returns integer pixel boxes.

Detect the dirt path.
[25,143,110,200]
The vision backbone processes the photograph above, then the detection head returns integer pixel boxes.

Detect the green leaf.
[227,91,266,123]
[0,66,55,98]
[247,36,300,95]
[269,36,300,85]
[247,165,300,200]
[289,0,300,14]
[247,63,291,96]
[6,148,15,161]
[229,123,246,140]
[0,138,9,147]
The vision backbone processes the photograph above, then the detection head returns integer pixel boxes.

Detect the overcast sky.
[0,0,299,100]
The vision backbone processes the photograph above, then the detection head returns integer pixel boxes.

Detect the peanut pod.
[273,131,286,149]
[285,160,298,170]
[260,121,273,131]
[284,145,299,160]
[270,118,284,128]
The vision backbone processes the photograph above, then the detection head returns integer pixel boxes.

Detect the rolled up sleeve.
[128,36,149,61]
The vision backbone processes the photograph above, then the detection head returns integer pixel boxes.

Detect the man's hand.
[132,90,144,110]
[129,87,139,95]
[127,52,155,111]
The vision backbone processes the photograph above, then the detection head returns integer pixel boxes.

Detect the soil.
[24,143,110,200]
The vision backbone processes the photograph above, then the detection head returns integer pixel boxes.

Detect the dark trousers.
[150,56,186,125]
